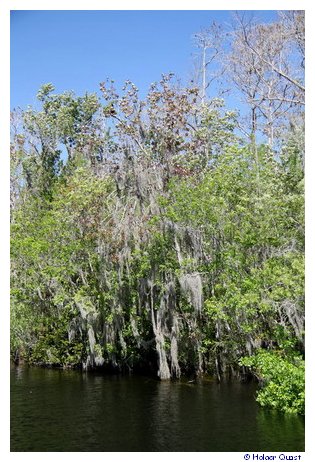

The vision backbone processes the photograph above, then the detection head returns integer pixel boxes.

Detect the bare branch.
[240,21,305,93]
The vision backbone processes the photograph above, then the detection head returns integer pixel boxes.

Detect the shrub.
[240,350,305,414]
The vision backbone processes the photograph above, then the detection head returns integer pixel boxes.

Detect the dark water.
[11,365,304,452]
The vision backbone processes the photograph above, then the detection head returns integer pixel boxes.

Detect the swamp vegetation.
[10,12,305,415]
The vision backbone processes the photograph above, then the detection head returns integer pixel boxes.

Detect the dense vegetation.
[10,12,304,414]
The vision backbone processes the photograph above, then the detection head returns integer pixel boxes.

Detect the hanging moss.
[11,82,304,414]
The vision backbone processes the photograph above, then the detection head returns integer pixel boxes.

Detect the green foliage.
[10,82,304,413]
[165,144,304,387]
[29,307,84,367]
[10,159,115,363]
[240,350,305,414]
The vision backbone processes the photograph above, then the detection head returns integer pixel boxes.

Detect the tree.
[227,12,304,148]
[166,144,304,380]
[192,22,227,104]
[10,12,304,413]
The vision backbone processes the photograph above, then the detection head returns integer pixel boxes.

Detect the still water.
[11,365,304,452]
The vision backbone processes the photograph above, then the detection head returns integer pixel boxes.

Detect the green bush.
[240,350,305,414]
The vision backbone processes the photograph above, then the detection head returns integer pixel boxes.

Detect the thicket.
[10,12,305,414]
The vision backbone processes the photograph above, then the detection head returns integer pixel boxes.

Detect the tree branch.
[241,25,305,93]
[253,97,305,106]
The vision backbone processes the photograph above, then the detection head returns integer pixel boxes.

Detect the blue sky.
[11,10,278,110]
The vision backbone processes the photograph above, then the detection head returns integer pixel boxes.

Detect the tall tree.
[227,11,304,148]
[192,22,227,104]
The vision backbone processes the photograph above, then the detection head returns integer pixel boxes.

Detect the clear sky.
[11,10,278,110]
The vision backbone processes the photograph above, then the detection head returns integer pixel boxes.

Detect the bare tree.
[226,11,305,148]
[192,22,227,103]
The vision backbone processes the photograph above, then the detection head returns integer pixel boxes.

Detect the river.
[10,365,304,452]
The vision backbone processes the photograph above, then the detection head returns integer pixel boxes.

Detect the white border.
[1,1,313,460]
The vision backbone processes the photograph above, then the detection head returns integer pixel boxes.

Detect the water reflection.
[149,381,181,450]
[10,365,304,452]
[256,409,305,451]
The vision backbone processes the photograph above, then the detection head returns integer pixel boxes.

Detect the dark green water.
[10,365,304,452]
